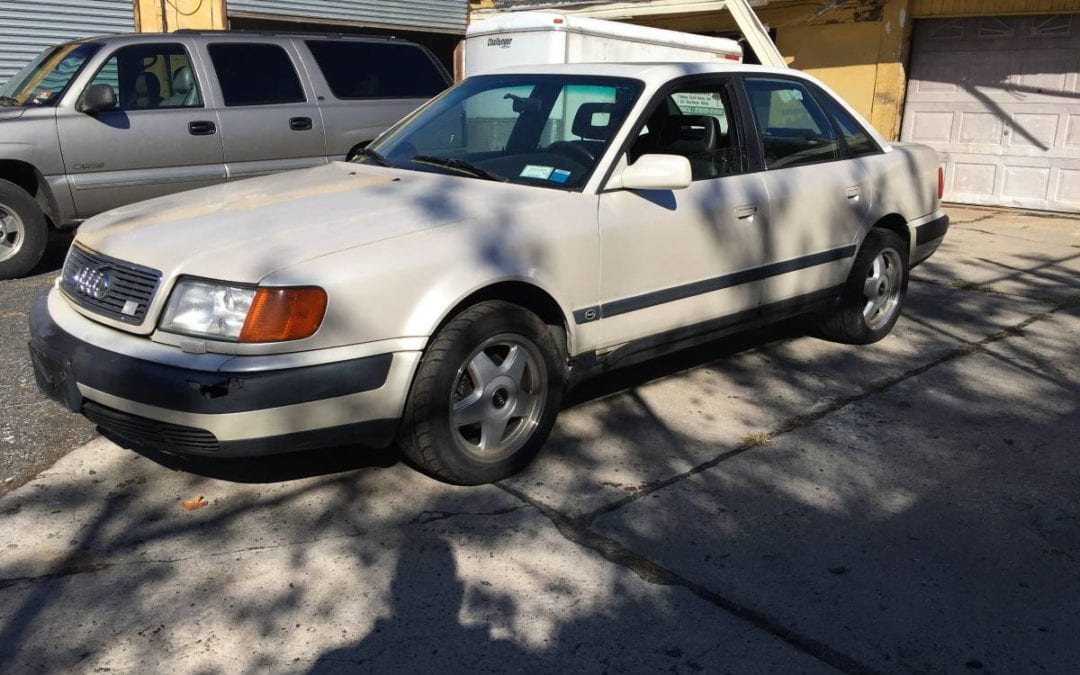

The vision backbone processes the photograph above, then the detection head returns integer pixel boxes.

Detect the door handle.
[845,186,862,200]
[734,204,758,220]
[290,116,313,131]
[188,120,216,136]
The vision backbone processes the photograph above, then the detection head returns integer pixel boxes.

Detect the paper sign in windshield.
[521,165,554,180]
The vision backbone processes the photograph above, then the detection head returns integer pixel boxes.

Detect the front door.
[57,42,225,218]
[595,77,770,350]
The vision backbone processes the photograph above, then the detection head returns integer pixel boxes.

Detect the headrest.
[659,115,721,155]
[572,102,617,141]
[134,72,161,97]
[171,66,194,94]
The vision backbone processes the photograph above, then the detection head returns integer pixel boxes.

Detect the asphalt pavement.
[0,206,1078,673]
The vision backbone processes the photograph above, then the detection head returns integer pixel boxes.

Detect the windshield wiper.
[410,155,508,183]
[353,146,394,167]
[0,96,21,107]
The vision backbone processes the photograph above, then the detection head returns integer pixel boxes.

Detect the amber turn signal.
[937,167,944,200]
[239,287,327,343]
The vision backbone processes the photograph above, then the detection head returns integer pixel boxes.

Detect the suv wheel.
[0,179,48,280]
[398,300,566,485]
[818,228,909,344]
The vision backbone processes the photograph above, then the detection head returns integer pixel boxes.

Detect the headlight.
[160,279,326,343]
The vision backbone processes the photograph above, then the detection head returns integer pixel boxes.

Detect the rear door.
[740,76,867,306]
[299,39,450,160]
[202,40,327,180]
[57,41,225,218]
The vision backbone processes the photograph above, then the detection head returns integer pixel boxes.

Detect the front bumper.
[28,293,418,457]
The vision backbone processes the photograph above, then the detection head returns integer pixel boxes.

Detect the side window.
[86,43,202,111]
[816,90,881,157]
[305,41,447,99]
[743,77,840,170]
[208,43,305,107]
[629,83,746,181]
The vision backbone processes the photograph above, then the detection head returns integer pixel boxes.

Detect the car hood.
[76,161,549,282]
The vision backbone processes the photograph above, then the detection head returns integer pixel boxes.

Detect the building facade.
[0,0,469,83]
[473,0,1080,212]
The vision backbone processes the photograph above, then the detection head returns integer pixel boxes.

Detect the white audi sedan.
[30,63,948,485]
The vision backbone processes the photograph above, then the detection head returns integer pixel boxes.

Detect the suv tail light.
[937,167,944,200]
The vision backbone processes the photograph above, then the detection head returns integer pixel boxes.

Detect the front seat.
[656,114,724,179]
[161,66,197,107]
[131,72,162,109]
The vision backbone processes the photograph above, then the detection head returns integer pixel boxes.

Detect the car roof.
[474,61,801,84]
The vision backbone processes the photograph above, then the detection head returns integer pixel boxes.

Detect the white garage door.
[901,15,1080,213]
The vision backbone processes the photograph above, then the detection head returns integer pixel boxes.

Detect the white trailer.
[464,11,743,78]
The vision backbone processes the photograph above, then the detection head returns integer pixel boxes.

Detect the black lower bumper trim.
[28,293,392,415]
[916,214,950,246]
[86,400,398,457]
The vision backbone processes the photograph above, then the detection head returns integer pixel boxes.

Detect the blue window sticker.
[550,169,571,184]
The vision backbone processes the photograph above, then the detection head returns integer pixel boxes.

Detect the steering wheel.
[547,141,596,166]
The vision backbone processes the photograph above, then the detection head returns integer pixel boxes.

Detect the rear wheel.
[398,301,566,485]
[0,179,48,280]
[818,228,909,344]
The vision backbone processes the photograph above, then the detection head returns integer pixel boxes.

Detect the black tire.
[0,179,49,280]
[818,228,909,345]
[398,300,566,485]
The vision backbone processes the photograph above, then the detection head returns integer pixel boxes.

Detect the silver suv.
[0,31,449,279]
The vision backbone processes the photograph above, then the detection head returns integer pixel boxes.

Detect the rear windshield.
[305,40,448,100]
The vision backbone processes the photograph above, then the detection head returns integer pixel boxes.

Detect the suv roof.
[68,30,407,46]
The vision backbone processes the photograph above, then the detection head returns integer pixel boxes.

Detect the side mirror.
[610,154,692,191]
[77,84,117,114]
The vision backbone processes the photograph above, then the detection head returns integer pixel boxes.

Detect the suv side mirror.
[609,154,692,191]
[77,84,117,114]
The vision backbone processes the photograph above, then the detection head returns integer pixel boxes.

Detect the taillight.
[937,167,944,200]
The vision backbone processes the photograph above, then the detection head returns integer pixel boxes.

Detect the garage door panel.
[902,14,1080,213]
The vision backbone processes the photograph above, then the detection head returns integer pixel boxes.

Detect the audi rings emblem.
[74,266,112,300]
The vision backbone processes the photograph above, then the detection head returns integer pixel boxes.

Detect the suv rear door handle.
[846,186,862,200]
[734,204,758,220]
[188,120,216,136]
[290,116,313,131]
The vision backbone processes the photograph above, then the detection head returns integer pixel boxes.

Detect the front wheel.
[818,228,909,344]
[397,301,566,485]
[0,179,49,280]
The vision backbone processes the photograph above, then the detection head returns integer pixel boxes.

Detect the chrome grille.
[60,245,161,325]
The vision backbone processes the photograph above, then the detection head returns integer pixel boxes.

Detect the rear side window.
[305,40,447,99]
[208,43,305,106]
[743,77,840,170]
[816,90,881,157]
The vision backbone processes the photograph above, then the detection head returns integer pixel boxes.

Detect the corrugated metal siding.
[227,0,468,34]
[912,0,1080,17]
[0,0,134,85]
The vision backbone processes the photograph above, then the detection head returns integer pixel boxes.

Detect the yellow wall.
[135,0,227,32]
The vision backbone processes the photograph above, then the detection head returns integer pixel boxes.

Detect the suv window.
[305,41,447,99]
[743,77,840,170]
[208,43,305,106]
[816,90,881,157]
[86,43,201,110]
[0,43,100,107]
[629,83,746,181]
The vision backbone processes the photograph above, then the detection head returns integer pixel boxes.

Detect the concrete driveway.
[1,206,1077,673]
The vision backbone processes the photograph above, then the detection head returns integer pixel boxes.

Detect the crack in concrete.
[916,275,1077,307]
[497,483,881,675]
[487,299,1071,673]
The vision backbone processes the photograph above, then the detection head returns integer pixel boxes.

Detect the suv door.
[300,39,450,160]
[595,77,770,349]
[56,42,225,218]
[741,76,869,306]
[203,41,328,179]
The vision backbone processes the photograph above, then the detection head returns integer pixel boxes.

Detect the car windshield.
[0,43,100,107]
[360,74,644,190]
